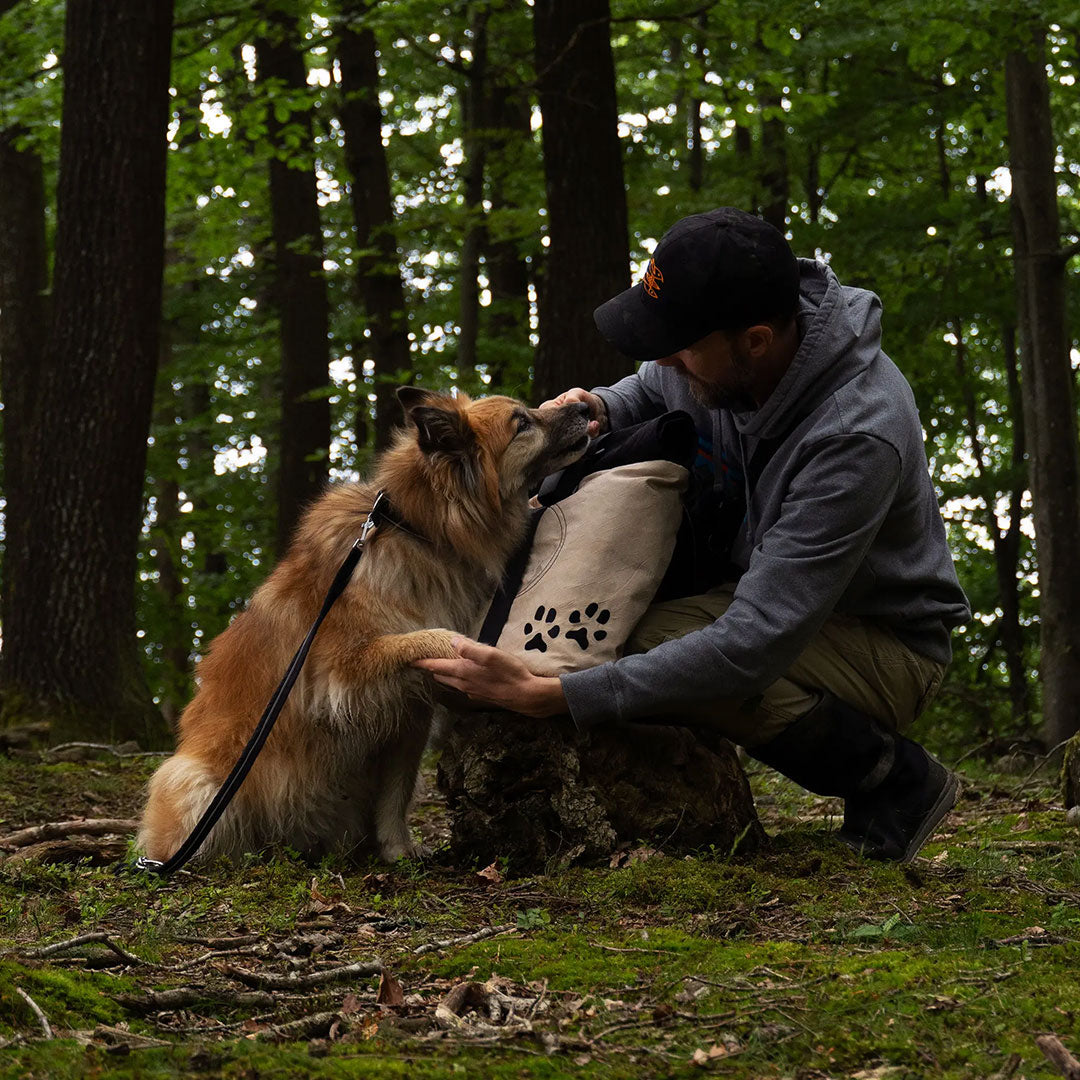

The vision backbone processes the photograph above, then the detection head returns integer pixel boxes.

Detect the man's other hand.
[540,388,608,437]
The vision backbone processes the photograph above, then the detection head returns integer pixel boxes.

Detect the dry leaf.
[690,1047,710,1066]
[476,861,502,884]
[360,1014,380,1041]
[377,970,405,1007]
[340,993,364,1016]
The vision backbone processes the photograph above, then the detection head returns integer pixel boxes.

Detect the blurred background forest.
[0,0,1077,757]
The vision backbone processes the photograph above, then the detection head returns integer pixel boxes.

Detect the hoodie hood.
[734,259,883,439]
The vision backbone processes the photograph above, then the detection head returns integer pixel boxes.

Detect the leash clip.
[133,856,165,874]
[356,490,387,549]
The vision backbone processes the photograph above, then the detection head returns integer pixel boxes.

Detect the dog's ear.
[408,404,475,458]
[396,386,432,414]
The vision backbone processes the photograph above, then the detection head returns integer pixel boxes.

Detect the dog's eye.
[515,414,532,434]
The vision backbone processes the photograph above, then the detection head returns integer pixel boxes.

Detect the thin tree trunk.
[951,321,1028,720]
[0,0,174,745]
[257,2,332,556]
[1005,27,1080,749]
[0,129,48,668]
[457,3,490,376]
[532,0,630,403]
[482,82,532,393]
[337,5,412,451]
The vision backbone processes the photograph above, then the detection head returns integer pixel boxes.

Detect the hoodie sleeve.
[592,362,667,430]
[559,432,902,727]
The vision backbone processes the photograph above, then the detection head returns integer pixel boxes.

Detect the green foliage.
[1,0,1077,738]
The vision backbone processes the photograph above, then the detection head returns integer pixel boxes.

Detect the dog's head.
[395,387,590,503]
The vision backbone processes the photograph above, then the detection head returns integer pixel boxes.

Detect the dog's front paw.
[398,628,459,660]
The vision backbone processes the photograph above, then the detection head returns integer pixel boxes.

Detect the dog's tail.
[137,754,237,864]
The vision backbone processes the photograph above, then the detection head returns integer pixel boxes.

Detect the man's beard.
[686,372,757,412]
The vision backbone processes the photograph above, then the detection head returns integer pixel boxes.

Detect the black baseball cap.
[594,208,800,362]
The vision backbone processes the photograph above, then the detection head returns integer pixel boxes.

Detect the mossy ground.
[0,735,1077,1079]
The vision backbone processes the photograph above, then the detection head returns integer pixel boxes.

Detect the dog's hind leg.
[370,712,433,862]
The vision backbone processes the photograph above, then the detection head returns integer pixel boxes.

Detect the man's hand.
[540,387,608,438]
[413,637,568,718]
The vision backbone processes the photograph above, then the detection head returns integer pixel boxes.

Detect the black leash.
[132,490,400,877]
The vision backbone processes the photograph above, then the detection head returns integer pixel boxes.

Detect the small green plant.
[515,907,551,930]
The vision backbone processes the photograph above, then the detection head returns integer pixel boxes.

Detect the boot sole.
[899,768,959,864]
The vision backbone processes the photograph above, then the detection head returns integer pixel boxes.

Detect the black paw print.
[565,602,610,651]
[523,605,561,653]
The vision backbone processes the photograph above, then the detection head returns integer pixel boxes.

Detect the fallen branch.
[413,924,516,956]
[222,960,383,989]
[256,1011,341,1042]
[988,1052,1022,1080]
[2,837,128,867]
[16,987,53,1038]
[23,931,143,966]
[1037,1034,1080,1080]
[0,818,137,850]
[116,986,276,1014]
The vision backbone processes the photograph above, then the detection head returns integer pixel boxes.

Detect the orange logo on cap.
[643,258,664,299]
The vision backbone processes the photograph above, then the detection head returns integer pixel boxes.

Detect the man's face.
[655,329,758,411]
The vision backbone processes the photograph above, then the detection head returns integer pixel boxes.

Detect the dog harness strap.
[131,492,388,877]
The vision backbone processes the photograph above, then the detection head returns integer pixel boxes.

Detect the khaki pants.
[627,584,946,749]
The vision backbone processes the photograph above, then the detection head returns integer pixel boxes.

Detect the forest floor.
[0,722,1078,1080]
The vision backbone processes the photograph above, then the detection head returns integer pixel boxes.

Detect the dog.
[137,388,590,864]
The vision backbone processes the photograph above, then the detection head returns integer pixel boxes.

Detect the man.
[416,207,971,863]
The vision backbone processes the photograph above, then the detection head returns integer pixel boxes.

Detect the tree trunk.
[0,128,48,673]
[456,3,490,376]
[337,6,411,452]
[437,712,764,872]
[482,82,532,394]
[1005,27,1080,750]
[532,0,631,404]
[0,0,174,745]
[257,2,332,556]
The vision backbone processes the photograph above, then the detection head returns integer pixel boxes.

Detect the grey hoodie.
[560,259,970,728]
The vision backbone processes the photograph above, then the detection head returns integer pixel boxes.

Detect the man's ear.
[742,324,775,358]
[409,405,475,458]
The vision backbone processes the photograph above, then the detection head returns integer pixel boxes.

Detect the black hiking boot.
[747,693,958,863]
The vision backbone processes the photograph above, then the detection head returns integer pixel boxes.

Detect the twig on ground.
[586,942,676,954]
[1037,1034,1080,1080]
[16,987,53,1038]
[1017,740,1073,791]
[22,931,143,966]
[222,960,383,989]
[174,934,262,948]
[115,986,277,1013]
[988,1052,1022,1080]
[413,924,516,956]
[952,738,995,768]
[256,1011,341,1041]
[0,818,137,849]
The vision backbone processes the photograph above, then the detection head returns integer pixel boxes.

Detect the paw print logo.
[565,602,610,650]
[523,605,561,653]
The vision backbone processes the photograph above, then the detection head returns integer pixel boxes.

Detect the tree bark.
[337,5,411,452]
[0,128,48,672]
[532,0,631,404]
[1005,27,1080,749]
[257,1,332,556]
[456,3,490,376]
[438,712,764,872]
[482,81,532,394]
[0,0,174,745]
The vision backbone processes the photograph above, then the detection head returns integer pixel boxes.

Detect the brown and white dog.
[137,388,590,864]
